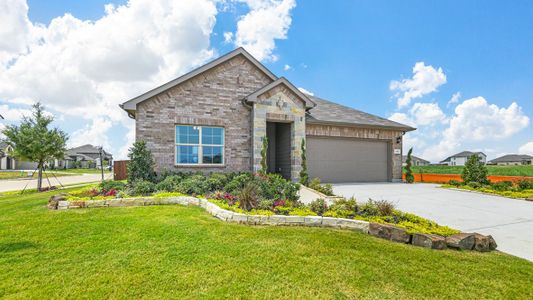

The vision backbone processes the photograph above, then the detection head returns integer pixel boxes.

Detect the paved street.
[0,173,112,192]
[332,183,533,261]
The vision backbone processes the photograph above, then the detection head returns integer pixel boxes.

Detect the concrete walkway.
[332,183,533,262]
[0,173,112,192]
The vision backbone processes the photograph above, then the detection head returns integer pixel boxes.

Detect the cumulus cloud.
[519,141,533,155]
[388,112,416,127]
[390,62,447,108]
[68,117,113,150]
[233,0,296,61]
[283,64,291,71]
[0,0,220,158]
[410,102,446,126]
[421,97,529,161]
[223,31,234,43]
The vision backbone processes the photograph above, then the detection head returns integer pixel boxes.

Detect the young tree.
[127,140,155,183]
[260,136,268,174]
[299,138,309,185]
[462,154,488,184]
[405,147,414,183]
[2,102,68,191]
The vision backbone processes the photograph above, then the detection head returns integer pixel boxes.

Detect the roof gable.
[120,48,277,115]
[244,77,316,109]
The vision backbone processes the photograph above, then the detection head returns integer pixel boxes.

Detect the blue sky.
[1,0,532,160]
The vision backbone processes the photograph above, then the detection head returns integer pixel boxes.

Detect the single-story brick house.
[120,48,415,183]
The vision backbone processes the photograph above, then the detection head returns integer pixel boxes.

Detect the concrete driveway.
[0,173,112,193]
[332,183,533,261]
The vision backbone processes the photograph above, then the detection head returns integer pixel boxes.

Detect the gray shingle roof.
[488,154,533,163]
[66,144,113,159]
[306,96,415,131]
[402,155,430,164]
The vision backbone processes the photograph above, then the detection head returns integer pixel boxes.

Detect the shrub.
[358,200,379,216]
[447,180,461,187]
[255,173,300,202]
[257,199,275,210]
[289,208,317,216]
[99,180,126,193]
[177,175,208,195]
[461,154,488,184]
[127,140,156,183]
[491,181,513,191]
[405,147,414,183]
[309,198,328,216]
[299,139,309,186]
[224,173,254,194]
[517,179,533,190]
[308,178,334,196]
[238,183,258,211]
[326,197,357,218]
[155,175,181,192]
[374,199,395,216]
[260,137,268,174]
[467,181,481,189]
[132,180,156,195]
[205,173,229,192]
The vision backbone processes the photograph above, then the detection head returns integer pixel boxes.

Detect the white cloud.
[0,104,32,121]
[390,62,447,108]
[421,97,529,161]
[283,64,291,71]
[410,102,446,126]
[68,117,113,150]
[0,0,220,157]
[297,87,314,96]
[223,31,233,43]
[447,92,461,107]
[388,112,416,127]
[518,141,533,155]
[233,0,296,61]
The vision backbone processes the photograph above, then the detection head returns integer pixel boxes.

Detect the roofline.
[306,119,416,132]
[244,77,316,109]
[120,47,278,115]
[440,151,486,162]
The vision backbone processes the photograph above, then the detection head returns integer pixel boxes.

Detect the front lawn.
[1,189,532,298]
[56,168,113,174]
[0,171,74,180]
[405,165,533,176]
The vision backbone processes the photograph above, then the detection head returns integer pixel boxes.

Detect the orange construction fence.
[402,173,532,184]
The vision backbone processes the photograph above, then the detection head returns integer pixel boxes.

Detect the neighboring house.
[0,141,39,170]
[440,151,487,166]
[53,144,113,169]
[402,155,430,166]
[120,48,415,183]
[487,154,533,165]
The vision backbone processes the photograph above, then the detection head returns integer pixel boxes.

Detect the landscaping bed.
[48,172,498,252]
[442,179,533,200]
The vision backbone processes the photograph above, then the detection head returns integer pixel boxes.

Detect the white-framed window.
[175,125,224,165]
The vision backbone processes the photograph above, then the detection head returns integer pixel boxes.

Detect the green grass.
[0,171,74,180]
[1,190,532,299]
[56,168,113,174]
[441,184,533,199]
[406,165,533,176]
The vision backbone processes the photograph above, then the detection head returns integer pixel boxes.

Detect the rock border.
[48,195,497,252]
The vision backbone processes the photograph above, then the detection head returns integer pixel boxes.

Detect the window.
[176,125,224,165]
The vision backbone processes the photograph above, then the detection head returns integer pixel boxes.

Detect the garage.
[307,136,391,183]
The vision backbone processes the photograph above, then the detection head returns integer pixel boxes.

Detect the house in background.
[0,141,39,170]
[120,48,415,183]
[487,154,532,165]
[402,155,430,166]
[53,144,113,169]
[440,151,486,166]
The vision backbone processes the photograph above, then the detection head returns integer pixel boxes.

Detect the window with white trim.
[175,125,224,165]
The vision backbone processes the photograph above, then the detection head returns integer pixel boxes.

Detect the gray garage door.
[307,137,390,183]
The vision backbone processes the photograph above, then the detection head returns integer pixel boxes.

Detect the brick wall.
[136,55,273,173]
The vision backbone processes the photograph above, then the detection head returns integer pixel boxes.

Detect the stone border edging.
[440,186,533,201]
[49,195,497,252]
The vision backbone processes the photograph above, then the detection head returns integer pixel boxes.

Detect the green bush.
[309,198,328,216]
[224,173,254,194]
[99,180,126,192]
[205,173,229,192]
[256,199,274,211]
[177,175,208,195]
[289,208,317,216]
[127,140,156,183]
[358,200,379,216]
[517,179,533,190]
[375,199,395,216]
[491,181,513,191]
[405,147,415,183]
[308,178,334,196]
[447,180,461,187]
[132,180,156,196]
[461,154,488,184]
[155,175,181,192]
[255,173,300,202]
[467,181,482,189]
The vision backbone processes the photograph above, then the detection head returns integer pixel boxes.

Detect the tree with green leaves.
[299,138,309,185]
[405,147,414,183]
[260,136,268,174]
[2,102,68,191]
[127,140,155,183]
[462,154,488,184]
